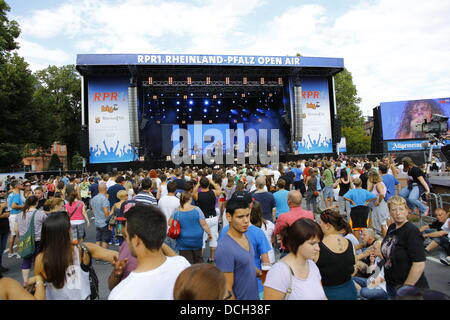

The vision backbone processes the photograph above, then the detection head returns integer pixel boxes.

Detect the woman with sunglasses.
[315,209,358,300]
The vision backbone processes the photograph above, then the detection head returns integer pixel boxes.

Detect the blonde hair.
[387,195,408,209]
[117,190,128,200]
[368,169,382,183]
[45,197,65,211]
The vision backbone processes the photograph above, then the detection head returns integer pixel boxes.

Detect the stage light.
[260,77,264,85]
[176,109,180,112]
[213,95,217,99]
[230,109,239,115]
[218,100,222,105]
[243,77,247,85]
[148,77,153,85]
[204,115,207,118]
[225,77,230,85]
[241,93,245,98]
[182,120,186,124]
[176,101,180,105]
[189,100,194,105]
[161,102,164,105]
[156,120,161,124]
[187,77,192,85]
[204,100,209,106]
[161,93,164,96]
[208,120,213,123]
[168,77,173,85]
[258,119,262,123]
[153,95,157,100]
[177,93,180,96]
[190,93,194,96]
[206,77,211,85]
[206,93,209,96]
[269,93,273,97]
[189,108,192,112]
[183,95,188,100]
[232,101,235,104]
[243,117,248,122]
[257,108,265,113]
[233,119,238,123]
[235,92,238,95]
[216,116,219,118]
[278,77,283,85]
[203,108,208,113]
[216,109,219,112]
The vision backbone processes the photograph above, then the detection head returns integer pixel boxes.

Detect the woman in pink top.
[65,191,90,243]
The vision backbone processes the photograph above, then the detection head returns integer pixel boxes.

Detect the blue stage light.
[230,109,239,115]
[176,109,180,112]
[203,108,207,113]
[218,100,222,105]
[189,108,192,112]
[216,109,219,112]
[204,100,209,106]
[189,100,194,105]
[257,108,265,113]
[190,93,194,96]
[176,101,180,105]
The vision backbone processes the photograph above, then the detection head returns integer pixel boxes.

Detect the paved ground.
[1,200,450,299]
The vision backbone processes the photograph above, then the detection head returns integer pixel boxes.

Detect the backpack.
[79,244,100,300]
[17,210,37,259]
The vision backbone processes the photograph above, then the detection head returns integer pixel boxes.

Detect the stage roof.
[76,54,344,78]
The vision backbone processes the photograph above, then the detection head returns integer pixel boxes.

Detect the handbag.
[167,212,181,239]
[17,210,37,259]
[79,244,100,300]
[313,191,320,197]
[281,261,294,300]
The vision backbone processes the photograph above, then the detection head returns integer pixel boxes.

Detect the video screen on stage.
[380,98,450,140]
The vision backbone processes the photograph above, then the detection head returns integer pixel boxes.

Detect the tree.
[342,127,371,154]
[334,68,364,128]
[47,153,61,170]
[0,143,23,168]
[72,152,83,170]
[34,65,81,169]
[0,0,20,61]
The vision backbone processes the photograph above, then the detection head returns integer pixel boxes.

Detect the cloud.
[14,0,450,117]
[17,39,72,71]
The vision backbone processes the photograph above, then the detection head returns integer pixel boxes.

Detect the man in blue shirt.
[343,177,377,241]
[107,176,126,208]
[91,183,111,248]
[291,163,303,192]
[251,177,276,222]
[215,193,260,300]
[6,180,24,258]
[379,164,399,201]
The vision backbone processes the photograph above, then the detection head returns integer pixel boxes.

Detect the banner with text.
[387,140,450,151]
[88,77,135,163]
[77,54,344,69]
[293,77,333,154]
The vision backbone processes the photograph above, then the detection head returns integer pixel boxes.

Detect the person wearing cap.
[215,193,261,300]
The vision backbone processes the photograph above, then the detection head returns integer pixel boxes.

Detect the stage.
[76,53,344,169]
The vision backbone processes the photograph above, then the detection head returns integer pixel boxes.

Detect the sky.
[7,0,450,116]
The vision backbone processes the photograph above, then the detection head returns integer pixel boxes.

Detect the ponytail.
[180,191,192,208]
[22,195,38,219]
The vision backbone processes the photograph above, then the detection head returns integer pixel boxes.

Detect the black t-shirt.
[409,167,425,184]
[360,172,369,190]
[429,220,444,230]
[279,174,293,191]
[0,206,10,234]
[316,240,355,286]
[381,222,429,288]
[173,178,186,191]
[197,190,217,218]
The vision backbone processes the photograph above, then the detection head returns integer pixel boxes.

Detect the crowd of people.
[0,154,449,300]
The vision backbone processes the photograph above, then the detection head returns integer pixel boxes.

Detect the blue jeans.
[386,284,398,300]
[399,186,428,214]
[353,277,388,300]
[164,236,178,254]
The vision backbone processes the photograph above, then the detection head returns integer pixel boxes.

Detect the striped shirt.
[134,191,157,206]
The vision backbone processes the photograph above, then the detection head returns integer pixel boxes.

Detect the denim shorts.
[71,223,86,241]
[96,226,111,243]
[323,186,334,199]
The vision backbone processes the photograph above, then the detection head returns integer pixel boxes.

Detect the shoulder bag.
[281,261,294,300]
[167,211,181,239]
[17,210,37,259]
[79,244,100,300]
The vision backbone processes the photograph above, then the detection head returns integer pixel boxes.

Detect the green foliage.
[342,127,371,154]
[335,68,364,128]
[72,152,83,170]
[34,65,81,169]
[0,143,23,168]
[0,0,20,61]
[47,153,61,170]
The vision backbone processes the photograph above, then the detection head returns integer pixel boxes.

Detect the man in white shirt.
[108,204,190,300]
[158,181,180,251]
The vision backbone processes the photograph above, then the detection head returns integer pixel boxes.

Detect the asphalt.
[1,200,450,300]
